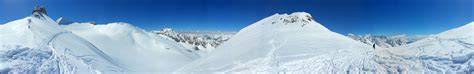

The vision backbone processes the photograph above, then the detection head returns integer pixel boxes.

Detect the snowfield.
[1,7,199,73]
[177,12,474,73]
[63,22,199,72]
[177,12,379,73]
[375,22,474,73]
[1,9,473,73]
[0,13,122,73]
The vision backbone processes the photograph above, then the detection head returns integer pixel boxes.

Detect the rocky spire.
[32,6,47,18]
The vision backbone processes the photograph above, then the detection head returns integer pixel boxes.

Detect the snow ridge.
[177,12,376,73]
[374,21,474,73]
[437,22,474,39]
[63,22,200,72]
[0,6,123,73]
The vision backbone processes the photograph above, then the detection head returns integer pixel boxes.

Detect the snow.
[2,7,474,73]
[437,22,474,39]
[0,12,200,73]
[374,22,474,73]
[0,14,122,73]
[177,12,377,73]
[63,22,200,72]
[55,17,75,25]
[177,12,474,73]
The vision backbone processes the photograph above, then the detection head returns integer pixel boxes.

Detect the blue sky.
[0,0,472,35]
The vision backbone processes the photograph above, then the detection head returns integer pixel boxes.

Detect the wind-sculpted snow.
[0,46,51,73]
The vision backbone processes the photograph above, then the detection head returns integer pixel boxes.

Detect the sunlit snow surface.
[177,12,378,73]
[63,22,199,72]
[1,12,473,73]
[375,22,474,73]
[177,12,474,73]
[0,14,122,73]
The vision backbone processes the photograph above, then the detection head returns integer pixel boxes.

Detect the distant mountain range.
[155,28,431,53]
[153,28,234,56]
[347,34,431,48]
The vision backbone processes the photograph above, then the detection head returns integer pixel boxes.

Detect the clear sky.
[0,0,472,35]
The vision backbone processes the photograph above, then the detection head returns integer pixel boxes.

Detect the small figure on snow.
[372,44,376,50]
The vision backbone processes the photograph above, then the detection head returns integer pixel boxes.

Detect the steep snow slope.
[55,17,74,25]
[375,22,474,73]
[0,13,122,73]
[177,12,377,73]
[154,28,234,56]
[63,23,200,72]
[437,22,474,39]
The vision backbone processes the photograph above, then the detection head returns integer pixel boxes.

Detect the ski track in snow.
[46,31,123,72]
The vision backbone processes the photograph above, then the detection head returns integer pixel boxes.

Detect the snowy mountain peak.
[64,22,200,71]
[157,28,174,34]
[32,6,48,18]
[437,22,474,39]
[239,12,329,35]
[273,12,316,26]
[56,17,75,25]
[178,12,374,72]
[0,6,127,73]
[288,12,315,21]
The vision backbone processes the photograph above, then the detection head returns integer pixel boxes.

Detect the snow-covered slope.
[56,17,74,25]
[177,12,377,73]
[0,8,122,73]
[347,34,428,48]
[437,22,474,39]
[375,22,474,73]
[154,28,234,56]
[63,22,200,72]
